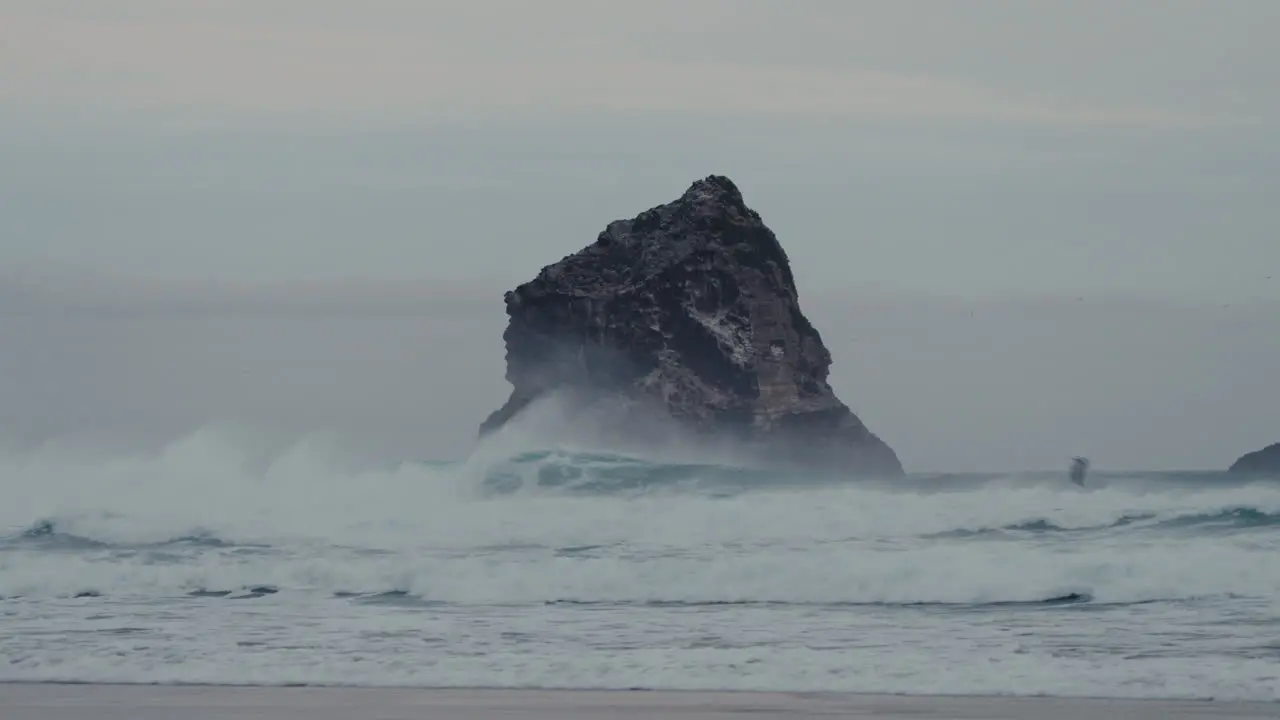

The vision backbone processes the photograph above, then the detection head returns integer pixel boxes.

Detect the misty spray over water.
[2,422,1279,698]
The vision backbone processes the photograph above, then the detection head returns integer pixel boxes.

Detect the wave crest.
[2,429,1280,606]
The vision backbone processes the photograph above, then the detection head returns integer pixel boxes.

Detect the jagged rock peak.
[678,174,749,210]
[478,174,904,477]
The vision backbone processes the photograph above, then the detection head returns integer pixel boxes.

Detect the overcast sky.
[2,1,1277,472]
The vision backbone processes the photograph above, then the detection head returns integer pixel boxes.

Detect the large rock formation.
[1228,443,1280,474]
[478,175,904,477]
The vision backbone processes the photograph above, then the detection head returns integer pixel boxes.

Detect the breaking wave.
[2,427,1279,606]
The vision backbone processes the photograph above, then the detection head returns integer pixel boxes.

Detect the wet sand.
[2,684,1277,719]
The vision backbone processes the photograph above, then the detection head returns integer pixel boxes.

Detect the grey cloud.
[3,121,1277,301]
[1,1,1276,474]
[3,1,1274,128]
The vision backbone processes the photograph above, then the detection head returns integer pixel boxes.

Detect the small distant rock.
[1228,443,1280,474]
[478,175,903,477]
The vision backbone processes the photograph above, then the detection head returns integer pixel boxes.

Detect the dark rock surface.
[1228,443,1280,474]
[478,175,904,477]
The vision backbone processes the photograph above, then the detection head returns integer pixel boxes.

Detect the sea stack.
[478,175,904,477]
[1228,443,1280,475]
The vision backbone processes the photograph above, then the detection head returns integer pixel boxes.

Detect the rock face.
[1228,443,1280,474]
[478,175,904,477]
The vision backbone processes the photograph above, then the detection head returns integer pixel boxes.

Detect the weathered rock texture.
[478,175,904,476]
[1228,443,1280,474]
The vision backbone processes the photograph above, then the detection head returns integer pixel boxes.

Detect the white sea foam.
[6,427,1280,546]
[2,427,1278,699]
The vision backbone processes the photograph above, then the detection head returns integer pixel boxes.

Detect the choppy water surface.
[2,432,1279,700]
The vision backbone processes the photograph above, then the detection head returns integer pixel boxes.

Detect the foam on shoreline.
[2,683,1274,720]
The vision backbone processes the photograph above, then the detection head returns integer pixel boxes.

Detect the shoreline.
[3,683,1276,720]
[0,678,1249,701]
[0,679,1233,700]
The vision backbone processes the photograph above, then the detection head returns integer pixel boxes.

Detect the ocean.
[2,428,1278,702]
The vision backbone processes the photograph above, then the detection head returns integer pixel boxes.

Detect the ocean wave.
[4,519,240,550]
[2,529,1276,606]
[8,502,1279,559]
[925,507,1280,538]
[2,429,1279,607]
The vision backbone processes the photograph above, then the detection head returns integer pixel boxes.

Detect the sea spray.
[2,427,1279,699]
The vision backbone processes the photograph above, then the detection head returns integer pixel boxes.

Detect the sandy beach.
[2,684,1278,720]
